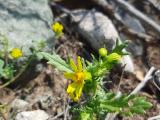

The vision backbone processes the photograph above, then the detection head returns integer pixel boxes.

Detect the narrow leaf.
[39,52,72,72]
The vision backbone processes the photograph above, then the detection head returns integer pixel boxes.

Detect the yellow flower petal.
[69,58,78,72]
[67,82,78,101]
[64,72,77,82]
[67,82,76,94]
[75,82,84,99]
[67,82,84,102]
[77,56,83,72]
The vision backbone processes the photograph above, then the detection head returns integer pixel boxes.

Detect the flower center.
[76,72,84,82]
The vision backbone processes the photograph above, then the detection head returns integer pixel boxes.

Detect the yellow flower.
[52,22,63,36]
[10,48,22,59]
[107,53,121,63]
[64,56,91,101]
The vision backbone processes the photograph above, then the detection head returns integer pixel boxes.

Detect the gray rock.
[15,110,49,120]
[11,99,29,111]
[0,0,54,55]
[72,9,119,51]
[148,0,160,11]
[35,63,45,72]
[120,32,143,57]
[127,41,143,56]
[120,14,145,33]
[63,10,134,72]
[121,55,134,72]
[37,93,55,110]
[154,69,160,88]
[9,99,29,119]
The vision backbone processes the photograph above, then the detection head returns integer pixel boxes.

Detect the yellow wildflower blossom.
[64,56,91,102]
[52,22,63,37]
[10,48,22,59]
[107,53,121,63]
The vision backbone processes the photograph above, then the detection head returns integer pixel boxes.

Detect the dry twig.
[148,115,160,120]
[114,0,160,34]
[129,66,156,95]
[49,112,64,120]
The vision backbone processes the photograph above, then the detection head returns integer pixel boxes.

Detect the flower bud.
[99,48,108,57]
[107,53,121,63]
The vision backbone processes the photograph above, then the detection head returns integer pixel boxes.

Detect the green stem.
[0,56,34,89]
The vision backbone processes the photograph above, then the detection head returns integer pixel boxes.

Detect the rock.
[127,40,143,56]
[154,69,160,88]
[120,32,143,57]
[119,13,145,33]
[62,9,134,72]
[121,55,134,72]
[0,0,54,55]
[11,99,29,111]
[9,99,29,119]
[15,110,49,120]
[148,0,160,11]
[35,63,45,72]
[57,107,63,114]
[71,9,119,51]
[37,93,55,110]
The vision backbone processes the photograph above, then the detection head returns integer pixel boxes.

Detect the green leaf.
[112,39,129,55]
[130,106,146,114]
[2,65,14,80]
[105,92,115,100]
[122,111,133,116]
[39,52,72,72]
[133,98,152,109]
[100,103,120,112]
[80,112,91,120]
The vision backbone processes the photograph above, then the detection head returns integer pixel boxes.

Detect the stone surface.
[72,9,119,51]
[121,54,134,72]
[127,41,143,56]
[63,9,134,72]
[0,0,54,55]
[11,99,29,111]
[9,99,30,119]
[15,110,49,120]
[154,69,160,87]
[37,92,55,110]
[148,0,160,11]
[121,14,145,33]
